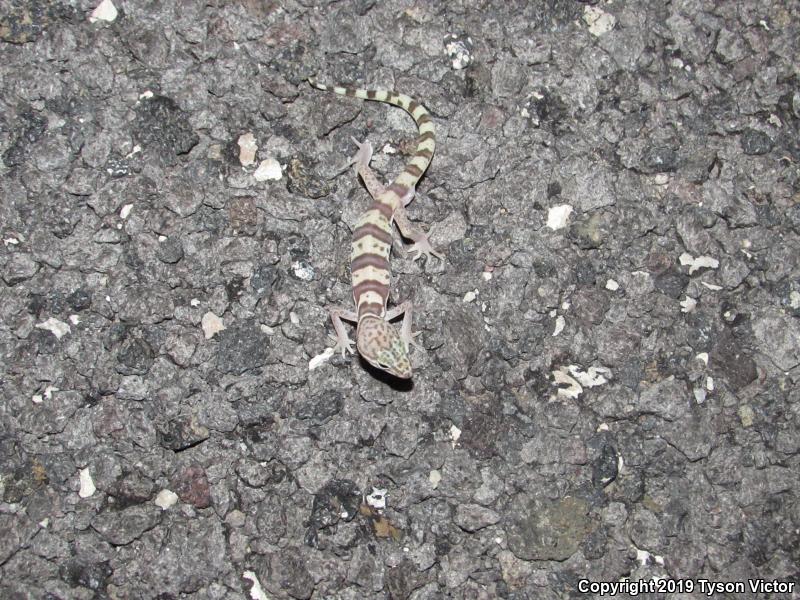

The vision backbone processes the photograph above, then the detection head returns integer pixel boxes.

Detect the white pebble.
[35,317,71,339]
[546,204,573,230]
[201,311,225,339]
[89,0,118,23]
[253,158,282,181]
[238,133,258,167]
[155,489,179,509]
[79,468,96,498]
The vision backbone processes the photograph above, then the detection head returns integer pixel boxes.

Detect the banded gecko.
[309,77,443,379]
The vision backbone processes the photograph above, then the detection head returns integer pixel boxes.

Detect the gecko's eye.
[377,362,390,370]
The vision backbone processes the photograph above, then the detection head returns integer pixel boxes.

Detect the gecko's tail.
[306,77,435,191]
[307,76,327,92]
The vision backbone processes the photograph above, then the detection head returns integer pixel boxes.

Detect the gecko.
[308,77,443,379]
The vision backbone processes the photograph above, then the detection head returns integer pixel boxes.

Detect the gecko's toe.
[349,137,373,171]
[329,334,355,357]
[407,238,444,263]
[403,330,424,352]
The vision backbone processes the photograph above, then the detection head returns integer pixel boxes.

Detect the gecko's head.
[357,316,412,379]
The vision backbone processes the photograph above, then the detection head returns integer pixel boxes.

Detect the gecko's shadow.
[359,356,414,391]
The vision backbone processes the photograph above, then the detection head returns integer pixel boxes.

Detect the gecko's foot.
[349,137,373,172]
[329,333,356,358]
[334,137,373,175]
[401,329,424,353]
[407,236,445,263]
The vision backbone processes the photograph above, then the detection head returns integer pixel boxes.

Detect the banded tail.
[307,77,436,191]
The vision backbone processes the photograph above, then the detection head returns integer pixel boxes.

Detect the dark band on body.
[358,302,384,317]
[353,223,393,246]
[353,280,390,301]
[351,253,390,272]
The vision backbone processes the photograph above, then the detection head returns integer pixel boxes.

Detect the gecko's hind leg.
[334,137,373,174]
[348,138,386,199]
[349,136,373,172]
[393,207,445,263]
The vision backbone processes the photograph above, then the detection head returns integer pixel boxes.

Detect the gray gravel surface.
[1,1,799,598]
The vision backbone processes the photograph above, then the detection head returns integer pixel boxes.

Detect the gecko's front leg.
[329,307,357,357]
[384,300,423,352]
